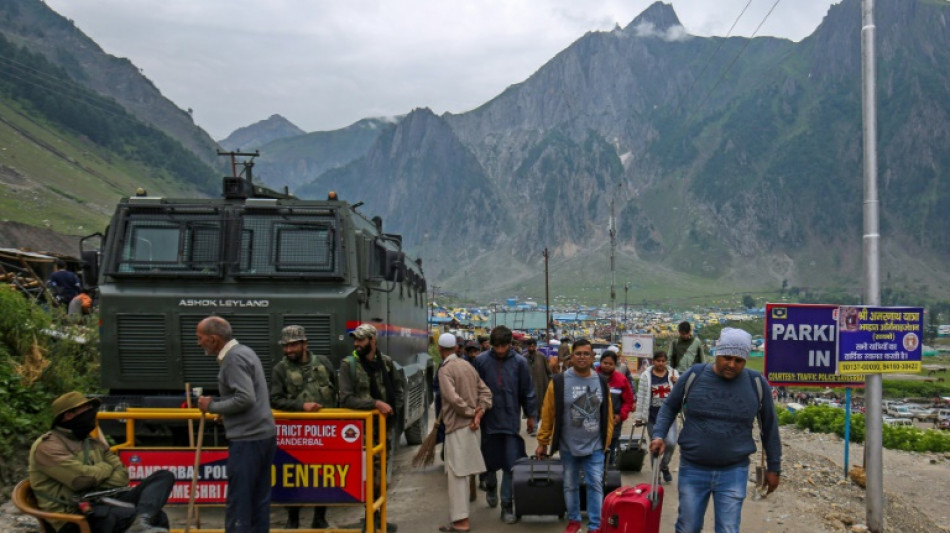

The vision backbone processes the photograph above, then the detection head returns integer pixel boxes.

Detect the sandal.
[438,525,471,532]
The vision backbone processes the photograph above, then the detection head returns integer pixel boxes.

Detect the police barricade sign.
[764,303,865,387]
[119,418,366,505]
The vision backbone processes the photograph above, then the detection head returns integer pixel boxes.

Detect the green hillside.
[0,96,207,237]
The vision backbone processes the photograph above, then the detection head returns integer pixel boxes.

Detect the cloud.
[45,0,838,139]
[631,21,692,42]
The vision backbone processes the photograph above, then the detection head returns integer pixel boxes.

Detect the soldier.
[270,325,338,529]
[339,323,403,532]
[29,391,174,533]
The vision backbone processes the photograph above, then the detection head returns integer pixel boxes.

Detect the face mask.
[356,344,373,358]
[59,408,98,440]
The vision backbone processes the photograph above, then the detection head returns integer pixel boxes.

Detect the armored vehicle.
[85,153,433,444]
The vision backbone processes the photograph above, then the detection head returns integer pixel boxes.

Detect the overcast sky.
[47,0,840,140]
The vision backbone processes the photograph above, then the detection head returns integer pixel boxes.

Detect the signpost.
[764,303,864,387]
[837,306,923,374]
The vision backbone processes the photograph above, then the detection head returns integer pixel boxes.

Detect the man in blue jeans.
[536,338,614,533]
[649,328,782,533]
[197,316,277,533]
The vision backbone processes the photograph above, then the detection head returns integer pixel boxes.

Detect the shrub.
[782,404,950,452]
[0,289,101,484]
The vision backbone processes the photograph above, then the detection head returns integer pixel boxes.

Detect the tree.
[742,295,756,309]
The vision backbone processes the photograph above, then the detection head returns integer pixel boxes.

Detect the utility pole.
[544,248,551,343]
[624,282,629,328]
[861,1,883,531]
[609,198,617,342]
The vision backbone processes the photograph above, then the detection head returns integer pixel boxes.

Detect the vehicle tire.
[404,406,429,446]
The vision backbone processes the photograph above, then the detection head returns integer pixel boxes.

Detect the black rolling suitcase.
[616,426,647,472]
[512,456,565,519]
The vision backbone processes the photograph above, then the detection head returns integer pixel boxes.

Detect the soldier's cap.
[279,325,308,345]
[349,323,378,340]
[52,391,100,422]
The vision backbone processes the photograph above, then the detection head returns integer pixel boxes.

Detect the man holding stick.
[196,316,276,533]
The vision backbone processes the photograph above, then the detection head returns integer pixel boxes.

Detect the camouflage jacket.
[338,351,404,411]
[270,352,339,411]
[28,428,129,531]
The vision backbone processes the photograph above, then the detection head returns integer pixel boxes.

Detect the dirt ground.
[3,422,948,532]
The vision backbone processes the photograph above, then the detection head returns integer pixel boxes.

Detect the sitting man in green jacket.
[28,391,174,533]
[270,324,338,530]
[338,323,404,532]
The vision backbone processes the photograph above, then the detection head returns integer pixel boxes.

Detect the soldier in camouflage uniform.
[28,391,174,533]
[270,325,338,529]
[338,323,404,532]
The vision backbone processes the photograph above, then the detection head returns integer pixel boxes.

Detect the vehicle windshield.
[109,206,341,279]
[114,210,221,276]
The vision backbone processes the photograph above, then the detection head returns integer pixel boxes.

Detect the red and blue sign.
[120,419,366,504]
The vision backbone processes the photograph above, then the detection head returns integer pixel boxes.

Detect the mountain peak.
[218,114,305,150]
[622,2,687,40]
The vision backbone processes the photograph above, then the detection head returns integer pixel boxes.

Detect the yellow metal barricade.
[96,408,388,533]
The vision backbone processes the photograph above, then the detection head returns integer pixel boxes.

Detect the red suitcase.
[601,461,663,533]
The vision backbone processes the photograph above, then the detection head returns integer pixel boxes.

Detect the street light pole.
[624,283,629,329]
[544,247,551,343]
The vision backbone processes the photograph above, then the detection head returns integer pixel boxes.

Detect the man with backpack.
[649,328,782,533]
[339,323,403,532]
[668,321,706,373]
[535,339,614,533]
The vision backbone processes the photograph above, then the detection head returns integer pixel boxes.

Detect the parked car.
[883,416,913,427]
[886,405,915,419]
[937,418,950,431]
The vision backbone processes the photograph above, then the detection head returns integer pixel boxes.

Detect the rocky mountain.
[253,117,398,191]
[0,0,222,168]
[268,0,950,302]
[218,114,305,151]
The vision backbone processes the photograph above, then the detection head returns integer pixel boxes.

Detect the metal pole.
[844,388,852,479]
[624,283,629,328]
[861,1,883,530]
[609,198,617,342]
[544,248,551,343]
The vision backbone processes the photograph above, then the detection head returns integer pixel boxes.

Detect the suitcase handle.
[648,453,662,509]
[526,455,556,487]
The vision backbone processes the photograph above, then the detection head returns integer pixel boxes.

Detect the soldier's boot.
[125,514,168,533]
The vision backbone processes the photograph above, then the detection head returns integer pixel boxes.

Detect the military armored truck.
[85,153,433,445]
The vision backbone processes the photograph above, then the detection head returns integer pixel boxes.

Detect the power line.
[670,0,755,117]
[681,0,784,129]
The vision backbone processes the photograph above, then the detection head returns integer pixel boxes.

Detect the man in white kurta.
[437,333,493,532]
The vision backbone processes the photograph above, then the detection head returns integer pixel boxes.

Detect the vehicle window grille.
[281,315,332,356]
[117,315,168,378]
[115,212,221,276]
[236,215,340,277]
